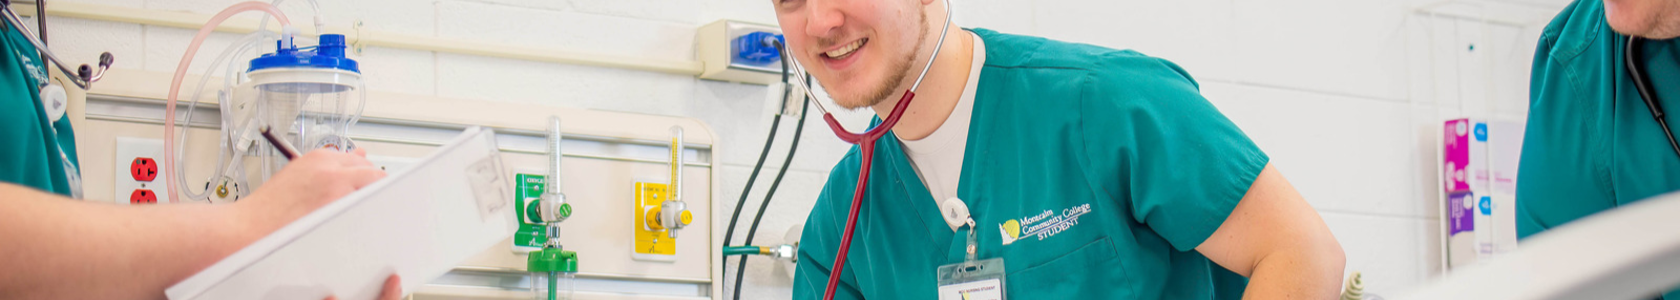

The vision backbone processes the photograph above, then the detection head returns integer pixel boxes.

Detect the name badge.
[937,217,1006,300]
[936,257,1006,300]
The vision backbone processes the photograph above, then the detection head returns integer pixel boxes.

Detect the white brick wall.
[44,0,1567,298]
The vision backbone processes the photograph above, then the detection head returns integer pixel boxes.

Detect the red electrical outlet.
[129,189,157,204]
[131,157,158,182]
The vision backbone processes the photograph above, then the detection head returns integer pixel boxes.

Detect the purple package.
[1448,192,1475,235]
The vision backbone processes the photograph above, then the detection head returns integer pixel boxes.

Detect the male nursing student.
[0,20,400,300]
[775,0,1346,299]
[1519,0,1680,298]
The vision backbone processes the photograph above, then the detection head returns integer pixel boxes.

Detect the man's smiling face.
[774,0,930,109]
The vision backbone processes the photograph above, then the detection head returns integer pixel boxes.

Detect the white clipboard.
[167,127,514,300]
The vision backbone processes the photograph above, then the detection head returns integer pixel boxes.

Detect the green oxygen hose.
[723,246,765,256]
[547,271,559,300]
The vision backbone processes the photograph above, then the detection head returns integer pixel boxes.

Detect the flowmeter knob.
[659,200,690,238]
[540,193,570,223]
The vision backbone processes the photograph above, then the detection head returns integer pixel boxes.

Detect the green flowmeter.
[527,115,578,300]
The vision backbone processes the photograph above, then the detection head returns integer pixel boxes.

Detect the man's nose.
[804,0,843,39]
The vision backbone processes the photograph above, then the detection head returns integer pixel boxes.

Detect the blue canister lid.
[249,34,360,73]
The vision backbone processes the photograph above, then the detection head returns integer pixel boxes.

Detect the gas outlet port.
[697,20,784,85]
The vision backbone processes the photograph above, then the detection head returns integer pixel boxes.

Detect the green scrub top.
[794,28,1269,299]
[0,20,80,197]
[1519,1,1679,297]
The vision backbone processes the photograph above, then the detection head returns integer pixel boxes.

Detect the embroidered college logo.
[13,49,45,86]
[999,219,1020,245]
[1000,203,1090,246]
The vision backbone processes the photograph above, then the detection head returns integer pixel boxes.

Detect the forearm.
[1240,241,1346,300]
[0,184,262,300]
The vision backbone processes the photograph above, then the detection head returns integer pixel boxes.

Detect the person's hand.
[324,275,402,300]
[237,147,386,236]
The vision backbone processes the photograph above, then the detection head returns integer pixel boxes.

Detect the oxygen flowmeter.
[632,126,693,261]
[525,116,579,300]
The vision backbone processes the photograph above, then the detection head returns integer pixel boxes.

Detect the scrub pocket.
[1006,236,1130,297]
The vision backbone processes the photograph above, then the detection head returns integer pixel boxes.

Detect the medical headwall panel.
[76,68,723,300]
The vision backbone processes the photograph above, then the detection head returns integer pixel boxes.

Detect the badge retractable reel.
[936,198,1006,300]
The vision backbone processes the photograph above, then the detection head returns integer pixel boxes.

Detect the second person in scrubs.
[1520,0,1680,298]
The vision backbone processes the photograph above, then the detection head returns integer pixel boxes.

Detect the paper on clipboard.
[166,127,514,300]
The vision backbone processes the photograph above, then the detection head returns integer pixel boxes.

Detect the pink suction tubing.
[164,2,291,204]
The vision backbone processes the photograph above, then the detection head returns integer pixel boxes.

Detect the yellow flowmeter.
[632,126,692,261]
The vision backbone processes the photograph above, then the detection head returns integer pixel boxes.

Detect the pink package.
[1443,119,1488,194]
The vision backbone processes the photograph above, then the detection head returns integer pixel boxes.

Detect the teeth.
[825,39,864,59]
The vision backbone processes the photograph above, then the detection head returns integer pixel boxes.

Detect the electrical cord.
[733,74,810,300]
[721,38,793,292]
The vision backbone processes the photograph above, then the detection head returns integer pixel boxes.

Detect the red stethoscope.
[779,0,954,298]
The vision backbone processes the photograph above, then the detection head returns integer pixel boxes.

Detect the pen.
[260,126,301,160]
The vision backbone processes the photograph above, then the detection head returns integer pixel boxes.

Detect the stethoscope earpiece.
[0,1,112,90]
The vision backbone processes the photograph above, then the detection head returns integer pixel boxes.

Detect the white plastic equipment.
[1399,192,1680,300]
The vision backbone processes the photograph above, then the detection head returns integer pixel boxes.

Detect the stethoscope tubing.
[1625,36,1680,159]
[775,0,955,298]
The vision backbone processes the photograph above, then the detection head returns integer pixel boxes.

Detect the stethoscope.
[1620,37,1673,300]
[778,0,954,298]
[1626,36,1680,159]
[0,0,114,91]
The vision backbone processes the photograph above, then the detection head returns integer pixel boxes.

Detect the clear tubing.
[175,31,274,201]
[219,29,269,145]
[214,36,268,200]
[221,29,273,101]
[232,159,252,199]
[348,83,366,149]
[164,1,291,204]
[257,0,323,35]
[218,35,259,148]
